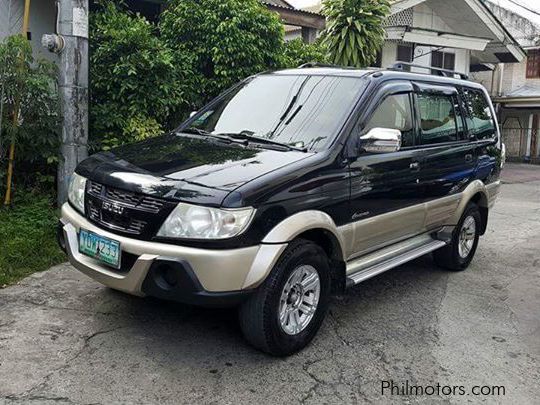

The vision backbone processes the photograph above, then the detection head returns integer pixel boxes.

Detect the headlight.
[157,203,255,239]
[68,172,87,213]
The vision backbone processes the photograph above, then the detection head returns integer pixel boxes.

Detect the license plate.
[79,229,121,269]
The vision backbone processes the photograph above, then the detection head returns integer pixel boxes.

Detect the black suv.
[59,64,503,356]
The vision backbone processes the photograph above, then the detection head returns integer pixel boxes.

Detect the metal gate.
[502,127,539,163]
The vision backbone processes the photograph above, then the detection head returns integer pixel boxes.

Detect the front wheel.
[238,239,331,356]
[434,203,481,271]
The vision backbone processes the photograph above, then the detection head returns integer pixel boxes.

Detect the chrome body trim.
[347,236,447,285]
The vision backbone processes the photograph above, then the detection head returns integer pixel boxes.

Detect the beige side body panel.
[259,180,494,264]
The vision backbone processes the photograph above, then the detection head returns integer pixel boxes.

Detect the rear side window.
[364,94,415,147]
[416,93,460,145]
[461,88,496,140]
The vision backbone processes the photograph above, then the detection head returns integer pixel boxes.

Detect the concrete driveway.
[1,164,539,404]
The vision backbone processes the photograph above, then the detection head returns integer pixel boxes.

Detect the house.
[307,0,525,75]
[470,1,540,163]
[263,1,325,43]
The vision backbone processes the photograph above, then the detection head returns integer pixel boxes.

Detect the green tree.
[90,1,195,150]
[321,0,390,67]
[160,0,285,104]
[281,38,329,68]
[0,35,60,196]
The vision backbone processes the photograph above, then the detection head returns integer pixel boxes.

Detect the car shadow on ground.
[89,254,448,363]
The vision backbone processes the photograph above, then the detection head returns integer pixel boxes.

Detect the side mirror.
[190,111,198,118]
[360,128,402,154]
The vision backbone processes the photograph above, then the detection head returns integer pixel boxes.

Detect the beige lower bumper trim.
[63,222,154,296]
[61,204,285,293]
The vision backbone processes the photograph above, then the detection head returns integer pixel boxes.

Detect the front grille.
[88,181,164,213]
[85,181,174,239]
[89,182,103,195]
[106,188,141,206]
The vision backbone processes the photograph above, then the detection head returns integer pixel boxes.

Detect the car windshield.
[184,74,367,151]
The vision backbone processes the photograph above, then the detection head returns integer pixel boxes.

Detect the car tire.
[238,238,331,356]
[434,202,481,271]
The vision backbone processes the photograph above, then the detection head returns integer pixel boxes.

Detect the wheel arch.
[295,228,347,294]
[262,210,347,261]
[470,192,489,235]
[242,211,347,292]
[450,181,490,235]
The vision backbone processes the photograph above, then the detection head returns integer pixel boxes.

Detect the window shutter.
[526,50,540,78]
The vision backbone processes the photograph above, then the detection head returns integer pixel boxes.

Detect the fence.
[501,127,539,164]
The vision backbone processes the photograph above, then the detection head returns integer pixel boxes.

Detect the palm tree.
[321,0,390,67]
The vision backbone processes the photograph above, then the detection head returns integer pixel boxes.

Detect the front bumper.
[59,203,287,306]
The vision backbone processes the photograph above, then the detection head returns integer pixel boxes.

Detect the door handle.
[410,162,420,171]
[465,154,473,163]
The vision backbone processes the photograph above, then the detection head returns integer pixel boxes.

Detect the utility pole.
[43,0,89,205]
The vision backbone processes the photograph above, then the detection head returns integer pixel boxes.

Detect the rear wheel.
[238,239,331,356]
[434,203,481,271]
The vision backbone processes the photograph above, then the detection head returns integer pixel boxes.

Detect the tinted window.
[462,88,496,140]
[189,75,366,151]
[364,94,415,147]
[417,93,459,145]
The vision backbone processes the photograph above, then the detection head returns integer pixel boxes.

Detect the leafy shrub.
[321,0,390,67]
[90,1,196,149]
[0,35,60,196]
[282,38,329,68]
[0,189,65,286]
[160,0,285,104]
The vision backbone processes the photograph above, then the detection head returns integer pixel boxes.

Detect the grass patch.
[0,190,66,286]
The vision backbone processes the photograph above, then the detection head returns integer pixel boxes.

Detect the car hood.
[77,133,314,206]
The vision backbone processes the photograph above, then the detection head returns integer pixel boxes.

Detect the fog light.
[155,264,178,289]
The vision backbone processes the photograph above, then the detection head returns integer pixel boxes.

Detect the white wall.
[412,2,454,33]
[0,0,23,37]
[380,42,470,75]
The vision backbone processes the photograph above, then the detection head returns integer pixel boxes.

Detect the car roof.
[272,67,373,77]
[268,67,486,91]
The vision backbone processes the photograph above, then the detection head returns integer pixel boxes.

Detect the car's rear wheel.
[238,239,331,356]
[434,202,481,271]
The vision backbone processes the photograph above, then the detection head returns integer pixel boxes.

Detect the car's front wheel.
[238,239,331,356]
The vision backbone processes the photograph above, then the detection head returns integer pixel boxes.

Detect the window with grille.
[526,50,540,78]
[397,44,414,63]
[432,51,456,71]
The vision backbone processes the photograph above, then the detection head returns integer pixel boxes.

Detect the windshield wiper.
[217,132,308,152]
[181,128,307,152]
[179,127,235,143]
[181,127,209,136]
[269,77,311,136]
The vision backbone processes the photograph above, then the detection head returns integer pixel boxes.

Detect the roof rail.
[389,62,469,80]
[298,62,342,69]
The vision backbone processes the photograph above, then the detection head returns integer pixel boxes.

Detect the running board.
[346,236,447,287]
